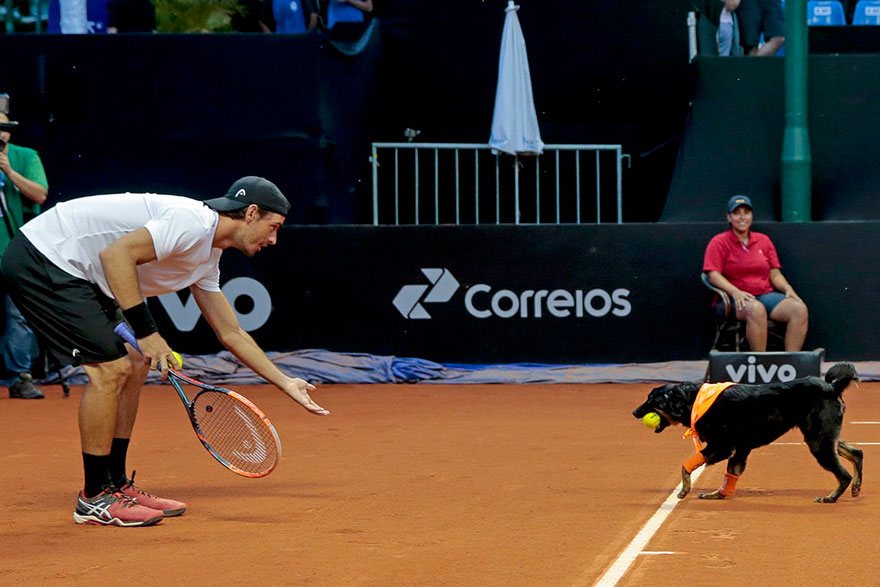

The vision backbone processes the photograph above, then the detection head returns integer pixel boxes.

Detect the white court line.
[589,467,704,587]
[587,438,876,586]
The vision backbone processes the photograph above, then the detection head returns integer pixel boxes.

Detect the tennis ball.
[642,412,661,429]
[171,351,183,369]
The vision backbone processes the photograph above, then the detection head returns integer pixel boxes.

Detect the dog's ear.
[662,384,695,424]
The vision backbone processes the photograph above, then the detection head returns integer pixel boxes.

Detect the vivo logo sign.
[394,268,631,320]
[725,355,798,383]
[157,277,273,332]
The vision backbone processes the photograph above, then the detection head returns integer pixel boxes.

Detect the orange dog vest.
[683,381,736,448]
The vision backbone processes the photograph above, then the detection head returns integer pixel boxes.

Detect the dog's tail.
[825,361,860,395]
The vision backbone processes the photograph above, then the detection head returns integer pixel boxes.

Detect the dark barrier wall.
[809,26,880,53]
[1,0,694,224]
[152,222,880,363]
[663,55,880,222]
[1,29,384,224]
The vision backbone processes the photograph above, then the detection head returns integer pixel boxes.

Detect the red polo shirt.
[703,229,780,295]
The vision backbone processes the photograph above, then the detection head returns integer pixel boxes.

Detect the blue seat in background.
[807,0,846,25]
[853,0,880,24]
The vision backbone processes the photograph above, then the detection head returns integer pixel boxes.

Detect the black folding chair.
[701,272,784,352]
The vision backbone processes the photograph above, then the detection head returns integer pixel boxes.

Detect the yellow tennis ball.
[642,412,661,429]
[171,351,183,369]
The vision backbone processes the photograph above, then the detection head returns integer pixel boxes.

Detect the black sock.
[82,453,113,498]
[109,437,131,487]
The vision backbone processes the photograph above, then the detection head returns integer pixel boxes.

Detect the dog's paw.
[852,483,861,497]
[678,467,692,499]
[815,495,840,503]
[698,491,726,500]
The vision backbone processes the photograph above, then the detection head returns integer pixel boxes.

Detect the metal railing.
[370,142,630,225]
[2,0,47,33]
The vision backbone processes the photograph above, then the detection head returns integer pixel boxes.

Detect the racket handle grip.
[114,322,141,352]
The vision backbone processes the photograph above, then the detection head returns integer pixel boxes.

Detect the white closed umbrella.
[59,0,89,33]
[489,0,543,223]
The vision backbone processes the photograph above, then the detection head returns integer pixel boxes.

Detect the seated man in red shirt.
[703,195,809,351]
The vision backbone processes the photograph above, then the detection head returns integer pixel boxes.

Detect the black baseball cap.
[204,176,290,216]
[727,194,753,213]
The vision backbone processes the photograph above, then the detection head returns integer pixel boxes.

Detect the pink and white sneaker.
[118,471,187,517]
[74,488,164,527]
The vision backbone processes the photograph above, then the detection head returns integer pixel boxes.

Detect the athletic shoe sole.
[73,512,163,527]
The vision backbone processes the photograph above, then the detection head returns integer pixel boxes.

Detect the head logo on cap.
[203,176,290,217]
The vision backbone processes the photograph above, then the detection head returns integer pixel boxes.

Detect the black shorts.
[0,234,128,366]
[738,0,785,48]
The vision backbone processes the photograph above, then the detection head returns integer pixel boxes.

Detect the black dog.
[632,362,862,503]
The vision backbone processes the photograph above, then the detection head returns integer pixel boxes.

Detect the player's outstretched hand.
[284,378,330,415]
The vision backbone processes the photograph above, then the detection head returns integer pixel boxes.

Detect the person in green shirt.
[0,108,48,399]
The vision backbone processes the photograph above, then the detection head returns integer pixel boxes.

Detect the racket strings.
[191,390,279,475]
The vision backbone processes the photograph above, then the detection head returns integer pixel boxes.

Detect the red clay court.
[2,380,879,586]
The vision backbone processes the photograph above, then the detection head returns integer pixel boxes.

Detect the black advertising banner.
[150,222,880,364]
[707,351,824,384]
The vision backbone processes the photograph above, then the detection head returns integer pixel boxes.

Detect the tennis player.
[0,176,329,527]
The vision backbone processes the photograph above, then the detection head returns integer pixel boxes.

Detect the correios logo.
[393,268,631,320]
[393,268,460,319]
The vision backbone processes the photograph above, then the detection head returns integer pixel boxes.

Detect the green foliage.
[154,0,245,33]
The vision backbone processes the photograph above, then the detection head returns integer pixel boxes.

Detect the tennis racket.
[114,322,282,478]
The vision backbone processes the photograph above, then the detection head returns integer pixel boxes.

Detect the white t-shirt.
[22,193,223,299]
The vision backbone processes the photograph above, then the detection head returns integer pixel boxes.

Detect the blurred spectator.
[694,0,743,56]
[0,102,47,399]
[326,0,372,29]
[738,0,784,56]
[106,0,156,33]
[260,0,318,33]
[717,3,741,56]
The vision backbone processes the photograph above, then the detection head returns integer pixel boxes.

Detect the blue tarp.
[35,350,708,387]
[35,350,880,388]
